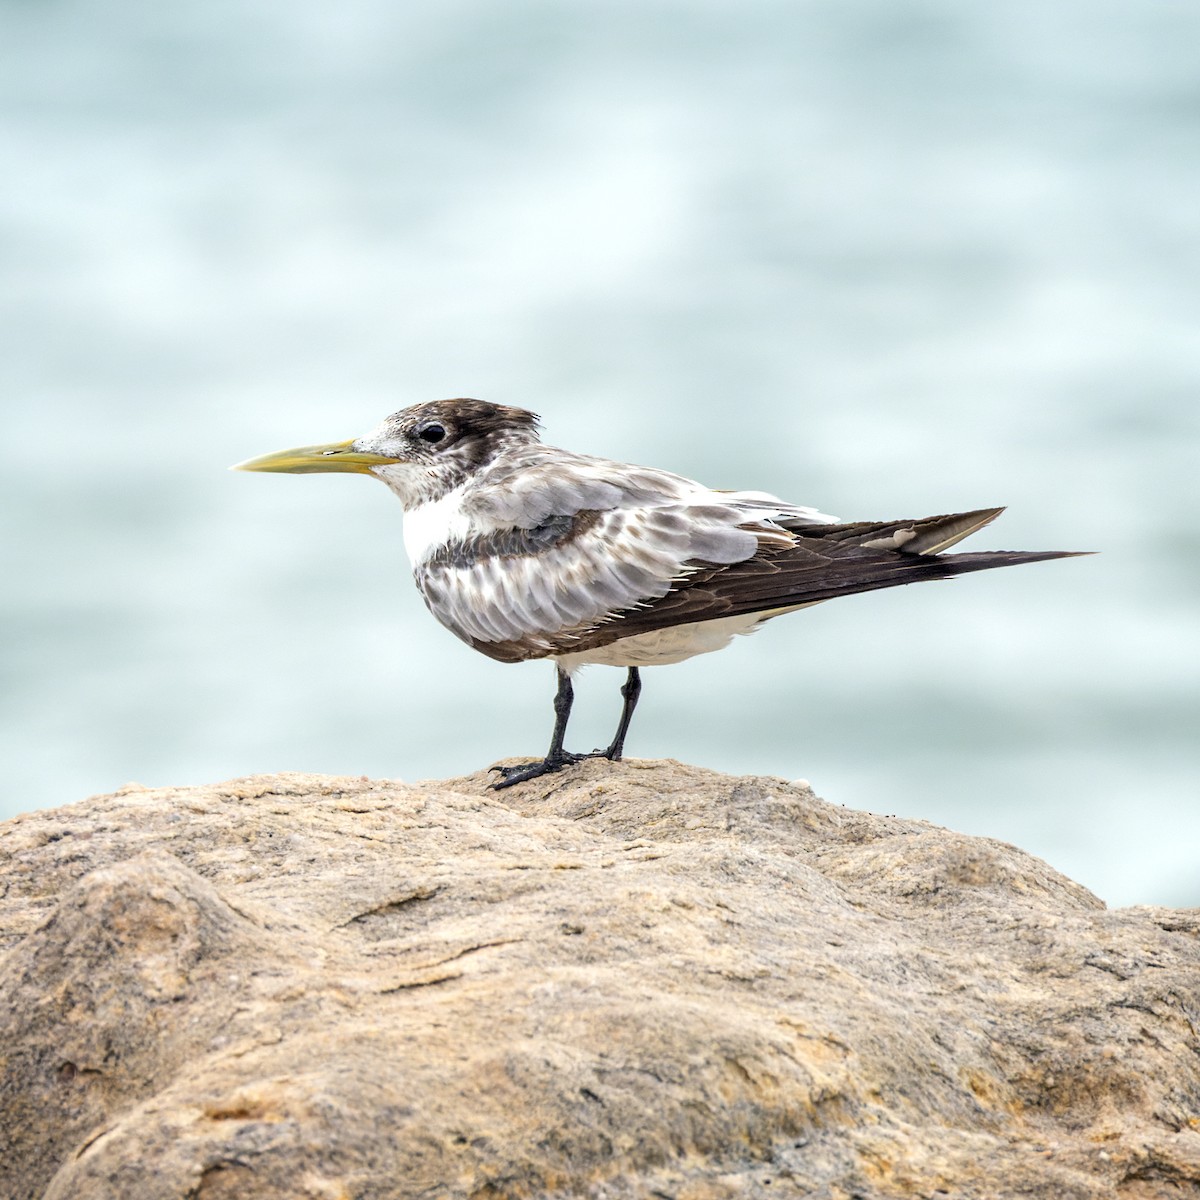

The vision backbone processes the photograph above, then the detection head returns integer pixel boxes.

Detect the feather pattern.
[349,400,1082,668]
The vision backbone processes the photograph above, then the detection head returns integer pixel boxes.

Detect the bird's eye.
[417,423,446,444]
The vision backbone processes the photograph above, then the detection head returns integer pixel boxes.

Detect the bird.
[234,398,1084,788]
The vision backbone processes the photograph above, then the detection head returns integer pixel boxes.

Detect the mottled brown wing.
[526,509,1081,660]
[414,501,766,660]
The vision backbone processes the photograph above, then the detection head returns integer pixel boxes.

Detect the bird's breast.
[402,483,474,566]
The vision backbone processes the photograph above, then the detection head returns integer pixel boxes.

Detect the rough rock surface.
[1,759,1198,1200]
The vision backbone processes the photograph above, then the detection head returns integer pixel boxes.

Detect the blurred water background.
[2,0,1197,907]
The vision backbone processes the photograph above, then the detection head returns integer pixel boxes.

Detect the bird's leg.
[544,667,578,762]
[599,667,641,761]
[490,667,586,788]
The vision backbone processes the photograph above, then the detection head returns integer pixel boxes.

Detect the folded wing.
[416,456,1081,666]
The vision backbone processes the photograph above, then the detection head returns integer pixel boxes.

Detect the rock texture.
[1,759,1198,1200]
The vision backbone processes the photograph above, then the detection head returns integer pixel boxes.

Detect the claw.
[489,750,585,789]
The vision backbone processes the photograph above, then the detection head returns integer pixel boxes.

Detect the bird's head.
[233,399,541,507]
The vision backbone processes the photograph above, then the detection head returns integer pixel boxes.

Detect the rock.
[1,759,1198,1200]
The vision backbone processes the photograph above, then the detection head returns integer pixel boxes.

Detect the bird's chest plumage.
[402,483,475,566]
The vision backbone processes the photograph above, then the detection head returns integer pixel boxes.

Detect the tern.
[236,399,1083,786]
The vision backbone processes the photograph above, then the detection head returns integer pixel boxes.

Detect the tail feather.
[894,507,1005,555]
[786,507,1007,554]
[763,511,1091,607]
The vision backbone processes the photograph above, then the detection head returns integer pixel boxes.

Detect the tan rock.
[1,760,1198,1199]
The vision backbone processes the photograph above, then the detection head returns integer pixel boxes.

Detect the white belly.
[552,604,819,670]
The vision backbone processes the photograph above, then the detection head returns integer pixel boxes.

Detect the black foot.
[489,751,588,789]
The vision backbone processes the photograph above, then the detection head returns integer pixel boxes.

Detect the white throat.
[402,482,473,565]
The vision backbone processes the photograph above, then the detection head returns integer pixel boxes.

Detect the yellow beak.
[231,439,399,475]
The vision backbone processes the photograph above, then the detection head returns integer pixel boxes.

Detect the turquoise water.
[2,1,1197,906]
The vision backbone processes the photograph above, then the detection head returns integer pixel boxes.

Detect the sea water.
[1,0,1197,906]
